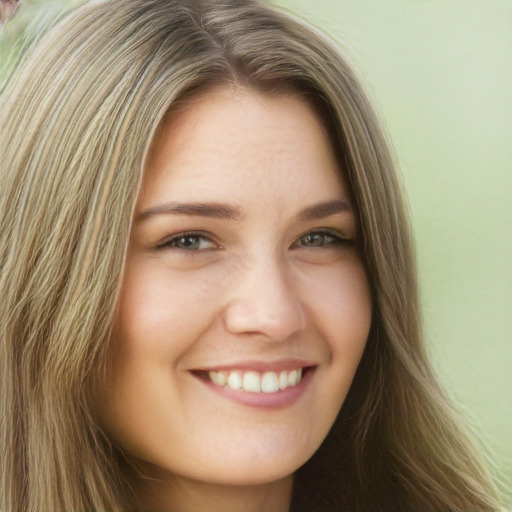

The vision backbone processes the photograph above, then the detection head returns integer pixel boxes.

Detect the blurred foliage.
[0,0,84,86]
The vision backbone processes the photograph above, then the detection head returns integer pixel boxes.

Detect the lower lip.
[195,369,314,409]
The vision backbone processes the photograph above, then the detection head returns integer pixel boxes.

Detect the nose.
[223,255,306,342]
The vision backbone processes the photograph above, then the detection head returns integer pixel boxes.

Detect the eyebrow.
[137,202,244,222]
[297,199,352,221]
[137,199,351,223]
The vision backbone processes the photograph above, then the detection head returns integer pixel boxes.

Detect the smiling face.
[99,87,372,497]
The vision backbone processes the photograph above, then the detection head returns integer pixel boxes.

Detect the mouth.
[192,366,316,395]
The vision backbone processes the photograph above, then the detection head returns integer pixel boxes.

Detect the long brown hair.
[0,1,502,510]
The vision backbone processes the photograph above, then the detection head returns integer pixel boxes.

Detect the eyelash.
[294,229,353,249]
[156,229,352,252]
[156,231,218,251]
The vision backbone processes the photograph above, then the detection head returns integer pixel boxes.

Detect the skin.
[99,86,372,512]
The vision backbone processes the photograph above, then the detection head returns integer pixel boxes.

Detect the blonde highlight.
[0,1,504,511]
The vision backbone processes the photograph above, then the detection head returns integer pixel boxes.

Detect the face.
[100,87,372,489]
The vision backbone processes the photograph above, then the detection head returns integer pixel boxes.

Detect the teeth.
[208,368,304,394]
[278,371,288,390]
[227,371,242,390]
[216,371,227,386]
[243,371,261,392]
[261,371,279,393]
[288,369,299,387]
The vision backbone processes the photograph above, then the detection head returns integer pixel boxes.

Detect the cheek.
[115,257,225,357]
[301,258,371,418]
[302,258,372,350]
[98,259,224,445]
[287,259,371,447]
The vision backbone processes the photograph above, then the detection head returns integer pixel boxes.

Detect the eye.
[156,232,218,251]
[295,229,352,249]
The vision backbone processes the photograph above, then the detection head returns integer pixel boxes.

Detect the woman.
[0,1,503,511]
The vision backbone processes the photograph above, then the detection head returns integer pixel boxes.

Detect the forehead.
[138,86,349,215]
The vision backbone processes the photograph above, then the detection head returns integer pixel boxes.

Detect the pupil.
[305,234,323,247]
[180,236,198,248]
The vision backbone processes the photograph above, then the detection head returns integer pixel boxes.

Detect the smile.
[208,368,303,394]
[191,363,316,408]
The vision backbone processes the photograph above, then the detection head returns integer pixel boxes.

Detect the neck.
[133,472,293,512]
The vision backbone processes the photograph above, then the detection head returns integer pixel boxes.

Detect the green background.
[1,0,510,501]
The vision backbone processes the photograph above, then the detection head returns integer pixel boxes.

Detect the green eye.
[300,233,334,247]
[171,235,203,250]
[297,230,352,249]
[157,232,217,251]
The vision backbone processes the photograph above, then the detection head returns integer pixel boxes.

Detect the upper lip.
[190,358,318,373]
